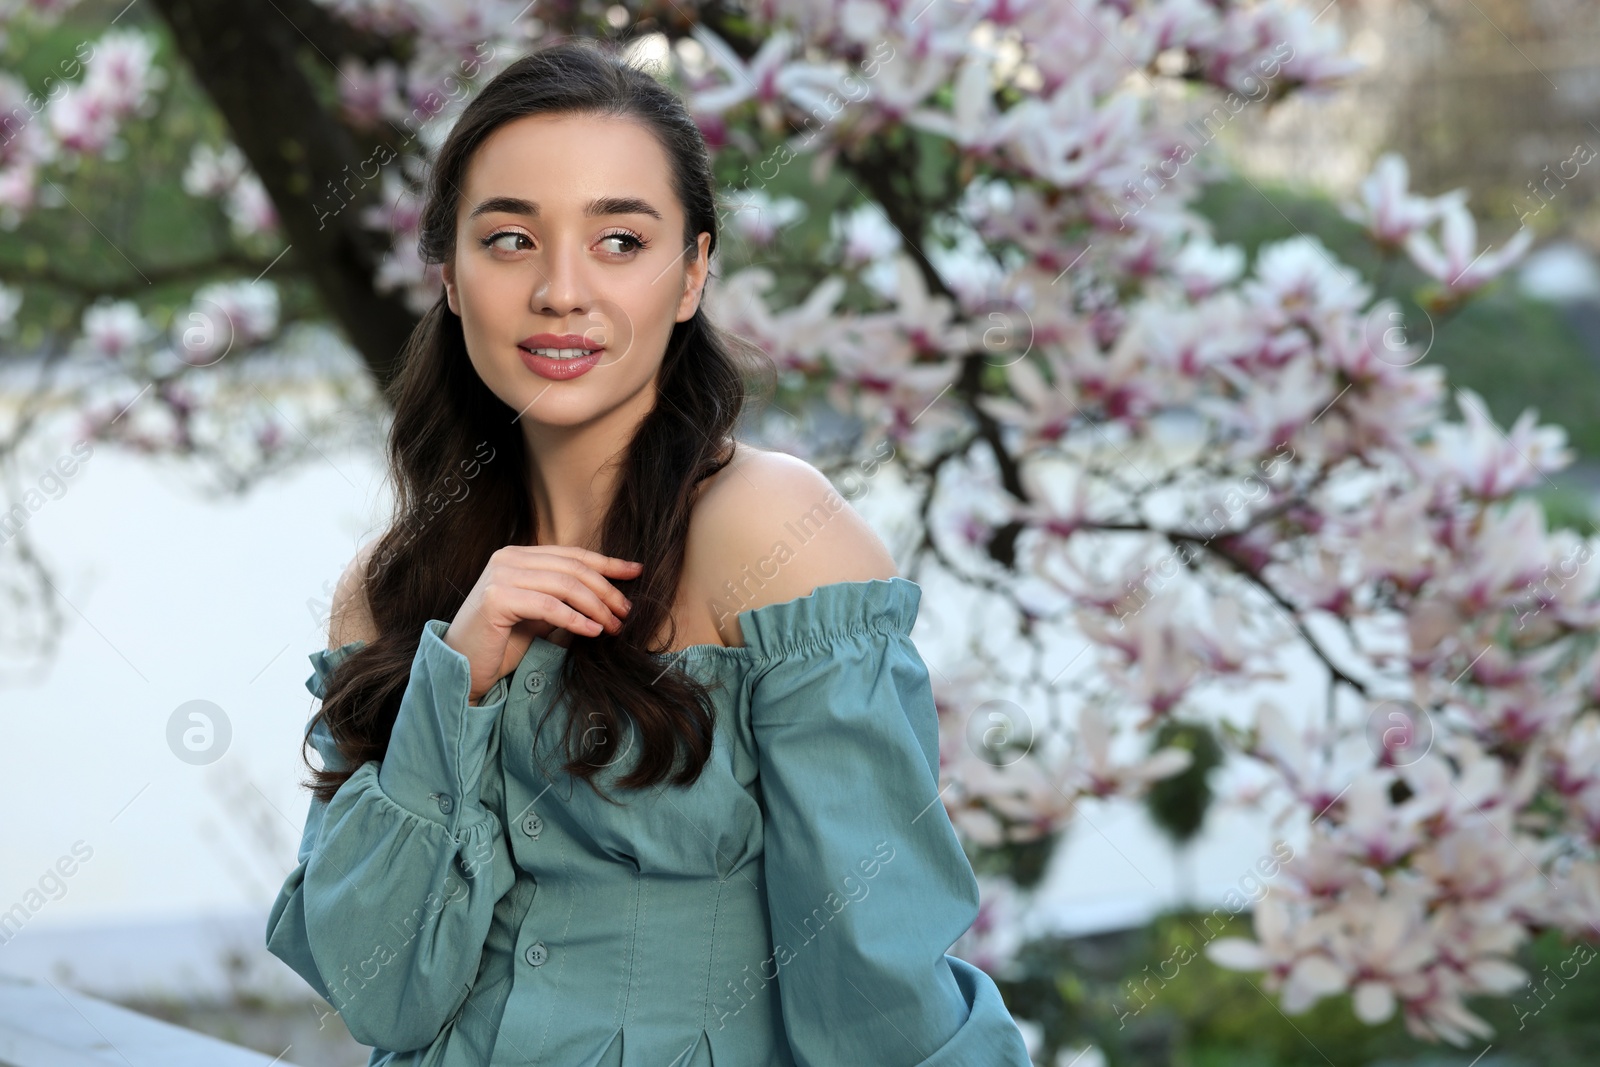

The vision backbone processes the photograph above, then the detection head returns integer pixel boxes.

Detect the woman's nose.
[531,238,591,316]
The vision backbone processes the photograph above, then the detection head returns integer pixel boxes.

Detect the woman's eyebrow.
[468,195,663,221]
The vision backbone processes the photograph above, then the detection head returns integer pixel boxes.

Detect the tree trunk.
[149,0,421,391]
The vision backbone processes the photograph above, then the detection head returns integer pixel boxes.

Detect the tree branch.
[149,0,422,391]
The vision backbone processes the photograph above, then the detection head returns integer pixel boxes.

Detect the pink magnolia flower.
[1257,5,1366,90]
[1341,152,1466,248]
[700,266,788,367]
[1240,235,1371,332]
[0,73,51,171]
[687,25,798,122]
[48,85,117,154]
[224,172,278,238]
[1170,233,1246,300]
[947,750,1078,847]
[974,350,1082,453]
[170,280,279,363]
[1404,201,1536,298]
[1003,81,1144,191]
[337,58,403,128]
[182,143,246,198]
[1352,486,1438,594]
[1248,701,1346,819]
[49,30,158,154]
[723,186,807,246]
[1094,595,1207,720]
[831,201,901,268]
[1329,772,1427,868]
[78,299,152,359]
[1208,893,1347,1012]
[1417,388,1571,500]
[1319,888,1438,1024]
[1397,904,1525,1045]
[82,30,158,113]
[1060,705,1193,798]
[1411,821,1544,911]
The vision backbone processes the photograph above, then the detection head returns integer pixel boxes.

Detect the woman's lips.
[519,344,605,381]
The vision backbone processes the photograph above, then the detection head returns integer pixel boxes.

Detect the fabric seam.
[748,621,908,670]
[701,877,724,1031]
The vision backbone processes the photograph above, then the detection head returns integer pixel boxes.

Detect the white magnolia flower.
[170,281,279,363]
[1341,152,1465,247]
[1171,232,1246,300]
[337,57,404,128]
[687,26,798,119]
[1404,201,1536,297]
[974,349,1082,454]
[722,186,807,246]
[831,201,901,267]
[223,172,277,238]
[1416,387,1571,499]
[79,299,153,359]
[1060,705,1193,798]
[1242,235,1371,331]
[1208,892,1347,1012]
[48,30,159,154]
[182,143,247,198]
[906,49,1014,155]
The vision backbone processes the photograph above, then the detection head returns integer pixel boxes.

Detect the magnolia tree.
[4,0,1597,1053]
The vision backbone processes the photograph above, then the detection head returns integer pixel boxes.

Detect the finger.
[500,548,637,618]
[511,544,644,578]
[481,583,605,638]
[513,586,610,636]
[503,570,626,633]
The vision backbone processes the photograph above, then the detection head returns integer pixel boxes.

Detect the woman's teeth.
[523,347,597,359]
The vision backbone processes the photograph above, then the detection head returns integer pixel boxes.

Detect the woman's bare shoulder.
[685,441,898,625]
[327,538,382,650]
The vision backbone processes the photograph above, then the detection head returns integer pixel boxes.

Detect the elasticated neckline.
[522,574,919,668]
[306,576,921,695]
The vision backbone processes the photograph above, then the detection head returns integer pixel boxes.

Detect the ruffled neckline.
[306,576,921,695]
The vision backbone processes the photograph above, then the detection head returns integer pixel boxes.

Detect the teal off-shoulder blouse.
[265,576,1032,1067]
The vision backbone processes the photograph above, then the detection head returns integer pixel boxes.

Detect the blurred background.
[3,1,1600,1065]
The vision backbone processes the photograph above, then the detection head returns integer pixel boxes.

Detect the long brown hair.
[303,38,769,805]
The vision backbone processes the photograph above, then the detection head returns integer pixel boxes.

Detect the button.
[436,793,454,814]
[524,941,548,967]
[524,670,546,694]
[521,812,543,838]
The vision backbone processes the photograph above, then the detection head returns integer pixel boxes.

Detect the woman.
[266,38,1032,1067]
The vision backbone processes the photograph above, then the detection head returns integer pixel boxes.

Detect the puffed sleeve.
[743,577,1032,1067]
[264,620,518,1053]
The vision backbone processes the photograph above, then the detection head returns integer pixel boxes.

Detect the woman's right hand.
[444,546,642,704]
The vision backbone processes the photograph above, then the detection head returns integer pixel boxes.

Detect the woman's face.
[442,111,711,429]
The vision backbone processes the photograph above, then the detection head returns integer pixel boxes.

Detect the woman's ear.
[676,232,712,322]
[443,260,459,316]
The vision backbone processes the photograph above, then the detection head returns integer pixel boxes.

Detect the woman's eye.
[483,231,529,253]
[480,230,647,256]
[600,232,646,255]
